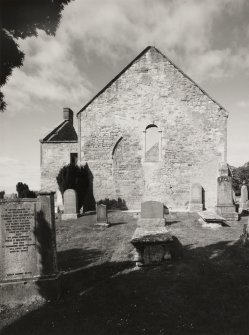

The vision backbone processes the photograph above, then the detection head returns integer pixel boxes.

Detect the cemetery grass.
[1,212,249,334]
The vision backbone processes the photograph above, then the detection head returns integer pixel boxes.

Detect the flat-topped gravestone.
[61,189,78,220]
[95,204,109,226]
[0,192,60,305]
[198,211,226,223]
[141,201,164,219]
[189,183,203,211]
[240,181,248,213]
[130,227,181,266]
[139,201,166,227]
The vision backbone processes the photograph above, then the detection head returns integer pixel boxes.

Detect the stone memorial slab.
[0,193,60,305]
[0,200,37,281]
[216,173,238,221]
[189,183,203,211]
[138,201,166,227]
[95,204,109,226]
[62,189,78,220]
[198,211,226,223]
[141,201,164,219]
[239,181,249,213]
[130,227,180,266]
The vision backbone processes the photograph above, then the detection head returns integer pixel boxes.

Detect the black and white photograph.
[1,0,249,333]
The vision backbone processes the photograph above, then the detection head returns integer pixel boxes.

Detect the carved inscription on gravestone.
[0,201,37,281]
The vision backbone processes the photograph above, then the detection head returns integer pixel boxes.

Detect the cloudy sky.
[1,0,249,193]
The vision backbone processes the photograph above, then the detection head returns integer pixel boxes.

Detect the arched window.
[112,137,123,170]
[145,124,160,162]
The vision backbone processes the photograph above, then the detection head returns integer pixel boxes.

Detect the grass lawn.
[1,211,249,335]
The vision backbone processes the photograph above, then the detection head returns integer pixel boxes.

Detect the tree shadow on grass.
[3,241,249,335]
[57,248,103,271]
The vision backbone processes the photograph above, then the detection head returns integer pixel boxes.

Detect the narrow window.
[70,153,78,165]
[145,125,159,162]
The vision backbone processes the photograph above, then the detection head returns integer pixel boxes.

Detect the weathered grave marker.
[61,189,78,220]
[130,227,181,266]
[239,181,248,213]
[95,204,109,226]
[141,200,164,219]
[189,182,203,211]
[216,165,238,221]
[0,192,60,305]
[138,201,166,227]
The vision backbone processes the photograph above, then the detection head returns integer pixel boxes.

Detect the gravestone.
[130,227,182,266]
[239,181,248,213]
[61,189,78,220]
[95,204,109,226]
[141,201,164,218]
[189,183,203,211]
[216,165,238,221]
[0,192,60,305]
[138,201,166,227]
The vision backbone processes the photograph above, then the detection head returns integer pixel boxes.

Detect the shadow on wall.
[97,198,128,210]
[3,240,249,334]
[82,163,96,212]
[34,210,58,300]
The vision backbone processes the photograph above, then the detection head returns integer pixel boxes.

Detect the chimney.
[63,107,73,124]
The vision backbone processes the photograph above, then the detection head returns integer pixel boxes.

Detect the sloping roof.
[77,46,227,117]
[40,120,78,143]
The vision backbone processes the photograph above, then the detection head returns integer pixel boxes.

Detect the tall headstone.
[61,189,78,220]
[189,183,203,211]
[0,192,60,305]
[216,164,238,221]
[239,181,249,213]
[95,204,109,226]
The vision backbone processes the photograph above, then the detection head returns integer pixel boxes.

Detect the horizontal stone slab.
[131,227,173,244]
[198,211,226,222]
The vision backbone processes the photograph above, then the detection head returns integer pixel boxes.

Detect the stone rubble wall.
[79,48,227,210]
[40,142,78,192]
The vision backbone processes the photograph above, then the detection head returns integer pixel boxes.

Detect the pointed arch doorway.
[112,136,144,209]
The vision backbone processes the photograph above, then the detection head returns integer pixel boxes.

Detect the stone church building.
[40,46,228,210]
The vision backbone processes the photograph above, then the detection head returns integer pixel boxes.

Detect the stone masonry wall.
[78,47,227,210]
[41,142,78,192]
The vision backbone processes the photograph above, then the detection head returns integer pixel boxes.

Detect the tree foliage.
[230,163,249,196]
[0,0,73,111]
[0,190,5,199]
[16,182,37,198]
[56,163,95,212]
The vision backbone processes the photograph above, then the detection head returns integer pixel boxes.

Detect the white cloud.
[0,157,40,193]
[3,0,249,117]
